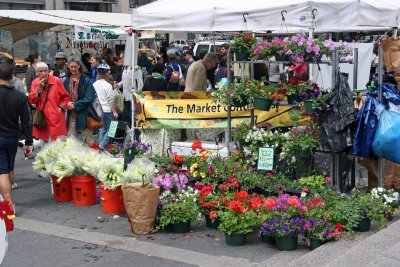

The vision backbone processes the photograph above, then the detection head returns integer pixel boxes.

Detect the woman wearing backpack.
[165,53,182,91]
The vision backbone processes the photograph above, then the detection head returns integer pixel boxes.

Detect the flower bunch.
[156,187,201,230]
[298,82,321,101]
[285,126,320,154]
[351,189,387,228]
[253,38,287,60]
[275,194,303,216]
[217,190,262,234]
[124,140,151,156]
[303,218,336,242]
[232,121,252,142]
[105,142,124,157]
[371,187,400,218]
[260,213,305,238]
[230,33,258,54]
[212,79,259,106]
[98,160,124,190]
[311,90,334,113]
[152,172,188,193]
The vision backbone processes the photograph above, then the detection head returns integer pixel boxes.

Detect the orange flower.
[199,185,212,197]
[229,200,247,213]
[265,198,276,209]
[234,191,248,200]
[287,197,299,207]
[249,197,263,210]
[209,210,217,219]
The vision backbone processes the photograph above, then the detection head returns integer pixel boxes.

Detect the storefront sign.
[133,92,310,129]
[257,147,274,171]
[75,26,125,41]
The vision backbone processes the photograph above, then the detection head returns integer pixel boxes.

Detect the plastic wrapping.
[318,73,355,152]
[372,109,400,163]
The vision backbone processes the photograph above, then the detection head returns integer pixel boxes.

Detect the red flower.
[173,155,183,164]
[215,197,222,203]
[199,185,212,197]
[192,139,202,150]
[245,35,251,40]
[234,191,248,200]
[229,200,247,213]
[249,197,263,210]
[202,202,215,209]
[278,88,287,95]
[335,223,344,232]
[290,77,299,86]
[209,210,218,219]
[224,199,231,206]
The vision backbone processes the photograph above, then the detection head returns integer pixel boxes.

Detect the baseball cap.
[55,52,67,59]
[98,63,111,70]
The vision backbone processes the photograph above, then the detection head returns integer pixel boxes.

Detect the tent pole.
[377,46,384,187]
[393,27,398,39]
[226,48,231,155]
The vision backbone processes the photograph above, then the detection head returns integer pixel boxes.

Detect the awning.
[0,10,131,41]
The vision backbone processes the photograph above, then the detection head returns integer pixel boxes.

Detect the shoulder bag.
[32,85,50,129]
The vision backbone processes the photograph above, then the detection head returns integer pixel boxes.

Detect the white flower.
[378,187,384,193]
[301,192,307,198]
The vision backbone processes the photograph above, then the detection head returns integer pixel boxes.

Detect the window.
[65,2,111,12]
[0,3,44,9]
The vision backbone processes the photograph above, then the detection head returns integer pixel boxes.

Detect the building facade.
[0,0,154,13]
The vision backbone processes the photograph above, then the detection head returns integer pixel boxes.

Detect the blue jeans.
[99,112,113,148]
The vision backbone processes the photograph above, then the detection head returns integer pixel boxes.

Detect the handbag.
[113,88,124,114]
[168,64,180,84]
[32,85,50,129]
[87,116,104,130]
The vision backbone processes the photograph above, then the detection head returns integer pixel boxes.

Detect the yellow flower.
[192,171,198,178]
[200,172,206,179]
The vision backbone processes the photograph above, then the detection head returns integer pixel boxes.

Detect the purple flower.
[306,46,313,53]
[312,45,320,53]
[291,35,299,43]
[306,38,313,46]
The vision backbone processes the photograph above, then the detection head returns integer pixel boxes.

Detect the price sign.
[107,121,118,138]
[257,147,274,171]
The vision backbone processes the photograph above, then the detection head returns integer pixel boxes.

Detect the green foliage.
[218,209,259,235]
[230,33,258,54]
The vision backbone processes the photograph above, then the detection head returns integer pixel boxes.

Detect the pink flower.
[304,126,311,133]
[312,45,320,53]
[306,38,313,46]
[267,172,273,177]
[276,184,281,189]
[325,176,332,183]
[306,46,313,53]
[303,187,309,192]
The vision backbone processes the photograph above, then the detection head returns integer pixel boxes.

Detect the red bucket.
[71,175,97,206]
[51,176,72,202]
[101,185,126,214]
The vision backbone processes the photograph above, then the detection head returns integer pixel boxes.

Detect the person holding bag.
[93,64,119,150]
[64,58,96,145]
[28,62,70,142]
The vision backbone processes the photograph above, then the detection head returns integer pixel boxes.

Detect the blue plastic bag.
[372,109,400,163]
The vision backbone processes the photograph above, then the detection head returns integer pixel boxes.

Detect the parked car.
[170,39,188,49]
[193,41,227,59]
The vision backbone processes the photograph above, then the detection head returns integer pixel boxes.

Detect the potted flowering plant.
[156,187,201,233]
[283,126,320,158]
[213,79,258,107]
[351,189,387,232]
[197,184,222,228]
[232,121,252,147]
[253,38,287,60]
[152,168,189,193]
[217,190,261,246]
[303,218,336,250]
[370,187,399,221]
[252,79,276,111]
[298,82,321,113]
[260,213,304,251]
[230,33,258,61]
[286,77,305,104]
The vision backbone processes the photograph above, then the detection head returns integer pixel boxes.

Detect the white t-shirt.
[93,79,115,113]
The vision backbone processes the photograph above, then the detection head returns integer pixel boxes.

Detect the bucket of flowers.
[217,190,261,246]
[230,33,258,61]
[370,187,400,221]
[156,186,201,233]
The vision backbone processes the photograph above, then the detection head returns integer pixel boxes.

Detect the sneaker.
[11,183,18,190]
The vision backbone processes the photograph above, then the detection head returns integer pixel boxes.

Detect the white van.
[193,41,228,59]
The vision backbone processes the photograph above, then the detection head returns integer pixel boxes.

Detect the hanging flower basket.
[254,97,273,111]
[232,97,249,108]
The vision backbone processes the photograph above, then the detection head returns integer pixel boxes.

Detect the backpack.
[168,64,180,84]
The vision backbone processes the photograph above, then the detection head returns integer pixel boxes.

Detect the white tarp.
[132,0,400,32]
[0,10,131,41]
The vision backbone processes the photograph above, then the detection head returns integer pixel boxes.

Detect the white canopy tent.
[0,10,131,41]
[132,0,400,33]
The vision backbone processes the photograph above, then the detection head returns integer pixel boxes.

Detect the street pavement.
[2,149,400,267]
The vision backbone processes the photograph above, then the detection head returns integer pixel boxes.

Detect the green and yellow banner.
[133,92,310,129]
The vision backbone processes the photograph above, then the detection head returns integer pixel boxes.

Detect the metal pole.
[377,46,384,187]
[226,49,232,155]
[393,27,398,40]
[353,48,358,90]
[351,47,358,188]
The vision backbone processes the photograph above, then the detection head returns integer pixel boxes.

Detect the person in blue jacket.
[165,53,182,91]
[64,57,96,145]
